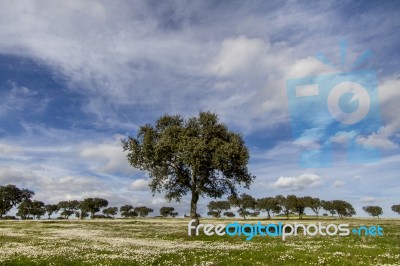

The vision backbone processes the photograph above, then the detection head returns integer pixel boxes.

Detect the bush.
[93,214,111,219]
[1,215,17,220]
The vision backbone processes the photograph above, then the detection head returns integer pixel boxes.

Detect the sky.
[0,0,399,218]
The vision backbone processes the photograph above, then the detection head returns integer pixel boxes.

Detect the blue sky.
[0,0,399,217]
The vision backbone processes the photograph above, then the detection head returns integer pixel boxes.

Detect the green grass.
[0,217,399,265]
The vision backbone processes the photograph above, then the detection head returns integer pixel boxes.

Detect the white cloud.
[79,135,138,175]
[208,36,270,77]
[270,174,322,191]
[0,143,21,155]
[332,180,346,188]
[286,57,332,79]
[360,197,379,203]
[0,167,37,184]
[129,178,149,191]
[356,126,398,150]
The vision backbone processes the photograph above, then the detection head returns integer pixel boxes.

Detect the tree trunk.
[267,210,271,219]
[190,192,199,236]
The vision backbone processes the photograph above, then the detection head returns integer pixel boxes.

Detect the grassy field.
[0,217,399,265]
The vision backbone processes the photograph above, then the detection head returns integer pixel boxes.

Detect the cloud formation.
[270,174,323,191]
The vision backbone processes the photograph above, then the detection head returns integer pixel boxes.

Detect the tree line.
[207,193,399,219]
[1,184,399,220]
[0,184,178,220]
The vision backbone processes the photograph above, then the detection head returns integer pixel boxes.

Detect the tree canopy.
[392,204,400,215]
[228,193,256,220]
[256,197,279,219]
[122,111,254,226]
[363,205,383,218]
[207,200,230,218]
[159,207,178,217]
[120,205,137,218]
[0,184,34,218]
[80,198,108,219]
[134,206,154,217]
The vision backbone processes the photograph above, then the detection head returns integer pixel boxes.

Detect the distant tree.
[322,200,336,216]
[122,112,254,235]
[249,211,260,217]
[16,200,45,219]
[207,201,230,218]
[257,197,279,219]
[134,206,153,217]
[287,195,308,219]
[159,207,178,217]
[44,204,59,219]
[238,210,250,218]
[58,200,80,219]
[0,185,34,218]
[392,204,400,215]
[16,201,30,219]
[363,206,383,218]
[75,210,89,219]
[306,197,323,219]
[332,200,356,219]
[102,207,118,218]
[120,205,138,218]
[228,193,256,220]
[272,205,282,216]
[276,195,291,219]
[207,211,219,218]
[30,200,46,219]
[224,211,235,217]
[75,209,89,220]
[80,198,108,219]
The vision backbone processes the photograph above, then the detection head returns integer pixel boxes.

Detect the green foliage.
[0,184,34,218]
[305,197,322,218]
[134,206,154,217]
[120,205,138,218]
[287,195,308,219]
[363,206,383,218]
[223,211,235,217]
[207,201,230,218]
[331,200,356,218]
[249,211,260,217]
[207,211,219,218]
[80,198,108,219]
[159,207,178,217]
[275,195,291,219]
[44,204,60,219]
[103,207,118,218]
[256,197,279,219]
[122,111,254,219]
[322,200,336,216]
[228,193,256,220]
[392,204,400,214]
[57,200,80,219]
[16,200,45,219]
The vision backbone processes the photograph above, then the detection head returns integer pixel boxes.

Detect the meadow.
[0,217,399,266]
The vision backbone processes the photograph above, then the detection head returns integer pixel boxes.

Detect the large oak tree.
[0,185,34,218]
[122,112,254,227]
